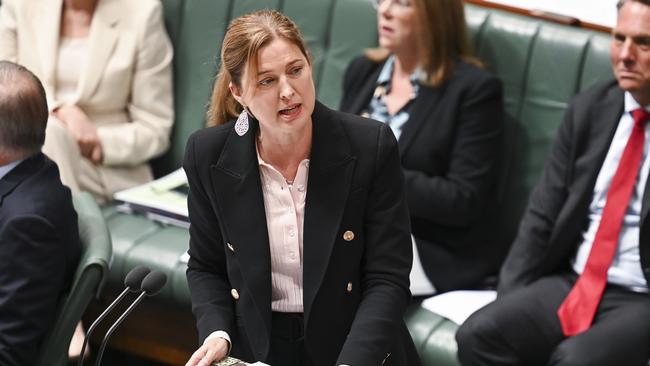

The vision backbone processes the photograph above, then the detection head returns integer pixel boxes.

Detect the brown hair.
[366,0,480,87]
[207,10,312,126]
[0,61,48,159]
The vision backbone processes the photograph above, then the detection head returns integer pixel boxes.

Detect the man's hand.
[53,104,103,163]
[185,337,230,366]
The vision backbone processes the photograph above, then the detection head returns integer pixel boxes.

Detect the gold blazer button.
[346,282,353,293]
[343,230,355,242]
[231,288,240,300]
[227,243,234,252]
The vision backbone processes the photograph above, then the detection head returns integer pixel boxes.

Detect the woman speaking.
[183,9,421,366]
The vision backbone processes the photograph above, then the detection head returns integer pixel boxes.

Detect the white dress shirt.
[572,92,650,292]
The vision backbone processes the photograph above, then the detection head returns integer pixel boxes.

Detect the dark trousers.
[456,274,650,366]
[267,312,314,366]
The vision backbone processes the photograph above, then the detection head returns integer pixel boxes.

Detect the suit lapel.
[35,0,62,92]
[303,103,356,319]
[77,0,120,101]
[552,85,623,248]
[398,84,443,156]
[348,62,382,116]
[210,120,272,339]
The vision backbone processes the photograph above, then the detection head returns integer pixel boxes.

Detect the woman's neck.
[393,50,420,77]
[257,123,312,182]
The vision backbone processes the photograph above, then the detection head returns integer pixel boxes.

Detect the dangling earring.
[234,109,249,136]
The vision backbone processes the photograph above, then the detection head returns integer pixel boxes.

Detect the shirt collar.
[624,91,650,114]
[255,139,310,169]
[0,159,23,181]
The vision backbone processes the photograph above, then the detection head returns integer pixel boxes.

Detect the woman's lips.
[380,25,394,35]
[279,104,302,119]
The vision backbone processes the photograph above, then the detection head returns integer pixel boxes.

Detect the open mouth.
[279,104,301,117]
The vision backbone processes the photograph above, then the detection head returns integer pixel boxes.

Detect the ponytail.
[207,65,242,126]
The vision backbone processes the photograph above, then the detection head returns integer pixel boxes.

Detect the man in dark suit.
[456,1,650,365]
[0,60,81,365]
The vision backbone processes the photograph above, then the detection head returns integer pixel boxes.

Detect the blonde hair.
[207,10,312,126]
[366,0,480,87]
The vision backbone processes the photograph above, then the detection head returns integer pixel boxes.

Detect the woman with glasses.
[341,0,506,295]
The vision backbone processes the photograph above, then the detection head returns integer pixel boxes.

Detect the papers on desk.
[113,168,189,228]
[211,357,270,365]
[420,290,497,325]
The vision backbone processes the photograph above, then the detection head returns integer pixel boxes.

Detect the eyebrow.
[257,58,304,76]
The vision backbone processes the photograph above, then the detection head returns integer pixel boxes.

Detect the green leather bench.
[95,0,614,364]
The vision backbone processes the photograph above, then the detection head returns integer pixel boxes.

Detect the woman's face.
[377,0,417,54]
[231,38,315,136]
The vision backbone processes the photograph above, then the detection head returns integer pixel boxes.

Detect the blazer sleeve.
[97,1,174,166]
[337,125,413,366]
[0,215,67,366]
[183,134,236,344]
[403,74,503,227]
[339,56,375,113]
[0,0,18,62]
[498,101,575,294]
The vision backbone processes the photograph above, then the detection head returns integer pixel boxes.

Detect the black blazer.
[0,153,81,366]
[498,80,650,294]
[184,102,422,366]
[340,56,505,291]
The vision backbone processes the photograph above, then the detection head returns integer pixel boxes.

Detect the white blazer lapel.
[35,0,63,95]
[76,0,120,102]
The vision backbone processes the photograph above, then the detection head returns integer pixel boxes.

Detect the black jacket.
[0,153,81,365]
[341,56,506,291]
[184,101,422,366]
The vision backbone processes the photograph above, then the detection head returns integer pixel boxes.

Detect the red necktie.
[558,108,650,336]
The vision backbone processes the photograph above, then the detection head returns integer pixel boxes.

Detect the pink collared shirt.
[257,147,309,313]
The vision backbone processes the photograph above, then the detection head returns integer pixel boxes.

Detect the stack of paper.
[113,168,189,227]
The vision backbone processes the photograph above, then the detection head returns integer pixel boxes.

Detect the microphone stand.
[77,287,134,366]
[93,291,148,366]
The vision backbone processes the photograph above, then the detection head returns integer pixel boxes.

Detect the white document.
[409,235,436,296]
[420,290,497,325]
[113,167,189,219]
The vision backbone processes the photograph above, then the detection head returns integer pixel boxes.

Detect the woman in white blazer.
[0,0,174,202]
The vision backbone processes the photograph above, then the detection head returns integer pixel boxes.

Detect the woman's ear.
[229,82,244,105]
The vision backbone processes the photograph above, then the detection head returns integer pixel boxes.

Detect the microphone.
[94,270,167,366]
[77,266,151,366]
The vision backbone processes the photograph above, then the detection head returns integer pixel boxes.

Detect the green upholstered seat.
[35,192,112,366]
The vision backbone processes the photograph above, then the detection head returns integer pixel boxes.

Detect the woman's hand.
[185,337,230,366]
[53,104,103,163]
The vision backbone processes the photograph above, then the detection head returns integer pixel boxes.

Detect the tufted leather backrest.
[465,4,612,247]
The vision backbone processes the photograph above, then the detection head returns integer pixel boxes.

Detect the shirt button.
[227,243,234,252]
[343,230,355,242]
[298,185,305,192]
[289,251,296,260]
[289,229,295,237]
[346,282,353,293]
[231,289,240,300]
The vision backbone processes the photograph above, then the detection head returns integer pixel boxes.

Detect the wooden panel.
[464,0,612,33]
[84,286,197,365]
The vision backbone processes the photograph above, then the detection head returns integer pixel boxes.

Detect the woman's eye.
[290,67,302,76]
[259,78,274,86]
